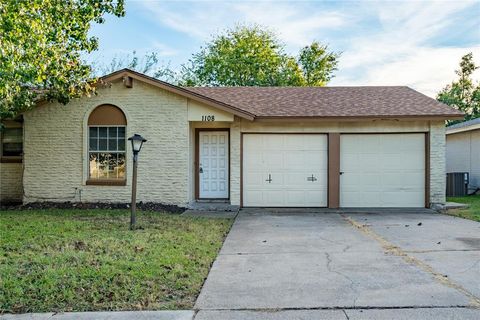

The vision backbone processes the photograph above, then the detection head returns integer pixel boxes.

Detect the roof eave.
[254,114,464,121]
[101,69,255,121]
[447,123,480,135]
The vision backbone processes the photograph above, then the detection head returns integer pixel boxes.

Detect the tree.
[93,51,178,84]
[299,42,339,86]
[0,0,125,119]
[181,25,339,87]
[437,53,480,124]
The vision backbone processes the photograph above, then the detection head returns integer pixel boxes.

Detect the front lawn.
[446,195,480,222]
[0,209,232,313]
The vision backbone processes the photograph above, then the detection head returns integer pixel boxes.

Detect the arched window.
[87,104,127,184]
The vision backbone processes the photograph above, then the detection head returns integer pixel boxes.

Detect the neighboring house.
[446,118,480,193]
[0,69,463,208]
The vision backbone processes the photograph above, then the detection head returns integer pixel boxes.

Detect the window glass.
[88,126,126,180]
[118,139,125,151]
[99,127,107,138]
[2,128,23,157]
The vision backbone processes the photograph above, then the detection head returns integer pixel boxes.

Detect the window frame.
[86,124,127,186]
[1,120,23,163]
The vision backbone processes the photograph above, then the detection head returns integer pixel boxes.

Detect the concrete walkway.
[194,208,480,319]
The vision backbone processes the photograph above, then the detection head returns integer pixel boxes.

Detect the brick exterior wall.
[22,80,189,205]
[230,118,241,206]
[429,121,447,206]
[0,163,23,203]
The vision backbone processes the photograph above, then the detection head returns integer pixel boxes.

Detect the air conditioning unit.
[446,172,469,197]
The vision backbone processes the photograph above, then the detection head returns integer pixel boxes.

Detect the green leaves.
[437,53,480,125]
[0,0,125,119]
[180,25,339,87]
[299,42,340,86]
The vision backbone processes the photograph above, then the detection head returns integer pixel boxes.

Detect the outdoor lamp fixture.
[128,134,147,230]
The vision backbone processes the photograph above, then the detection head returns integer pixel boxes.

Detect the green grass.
[0,209,232,313]
[446,195,480,222]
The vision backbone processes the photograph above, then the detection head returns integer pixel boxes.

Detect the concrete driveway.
[195,209,480,319]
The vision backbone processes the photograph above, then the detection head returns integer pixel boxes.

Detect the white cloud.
[136,0,479,96]
[138,0,348,47]
[331,1,480,97]
[231,2,346,47]
[150,41,178,57]
[333,46,480,97]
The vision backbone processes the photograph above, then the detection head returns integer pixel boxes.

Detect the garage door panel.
[381,192,424,207]
[244,153,262,168]
[264,152,284,169]
[285,152,304,168]
[245,173,264,187]
[305,154,327,167]
[263,135,284,149]
[305,135,329,150]
[286,191,307,206]
[358,154,380,169]
[284,173,309,186]
[340,134,425,208]
[270,172,285,185]
[264,190,285,204]
[342,173,381,188]
[341,192,380,207]
[244,191,264,207]
[243,134,328,207]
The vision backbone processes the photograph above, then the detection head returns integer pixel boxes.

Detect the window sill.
[86,179,126,186]
[1,157,22,163]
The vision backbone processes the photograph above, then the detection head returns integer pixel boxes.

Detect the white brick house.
[0,69,463,208]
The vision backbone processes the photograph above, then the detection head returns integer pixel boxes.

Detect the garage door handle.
[339,171,344,175]
[265,174,272,183]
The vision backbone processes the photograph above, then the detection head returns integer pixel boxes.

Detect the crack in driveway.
[325,251,359,308]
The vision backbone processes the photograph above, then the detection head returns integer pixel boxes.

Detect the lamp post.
[128,134,147,230]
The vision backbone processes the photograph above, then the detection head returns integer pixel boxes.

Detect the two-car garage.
[242,133,426,208]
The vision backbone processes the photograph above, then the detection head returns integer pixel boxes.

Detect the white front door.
[340,134,425,207]
[199,131,229,199]
[243,134,328,207]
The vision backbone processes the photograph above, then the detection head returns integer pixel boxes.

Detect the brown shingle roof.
[100,70,461,120]
[186,86,463,119]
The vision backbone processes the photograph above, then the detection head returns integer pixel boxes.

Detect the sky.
[88,0,480,97]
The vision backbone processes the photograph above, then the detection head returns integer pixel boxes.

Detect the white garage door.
[243,134,328,207]
[340,134,425,207]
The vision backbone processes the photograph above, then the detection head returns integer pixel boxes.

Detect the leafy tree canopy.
[180,25,340,87]
[0,0,125,119]
[437,52,480,124]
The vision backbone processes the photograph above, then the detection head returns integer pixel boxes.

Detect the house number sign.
[201,115,215,121]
